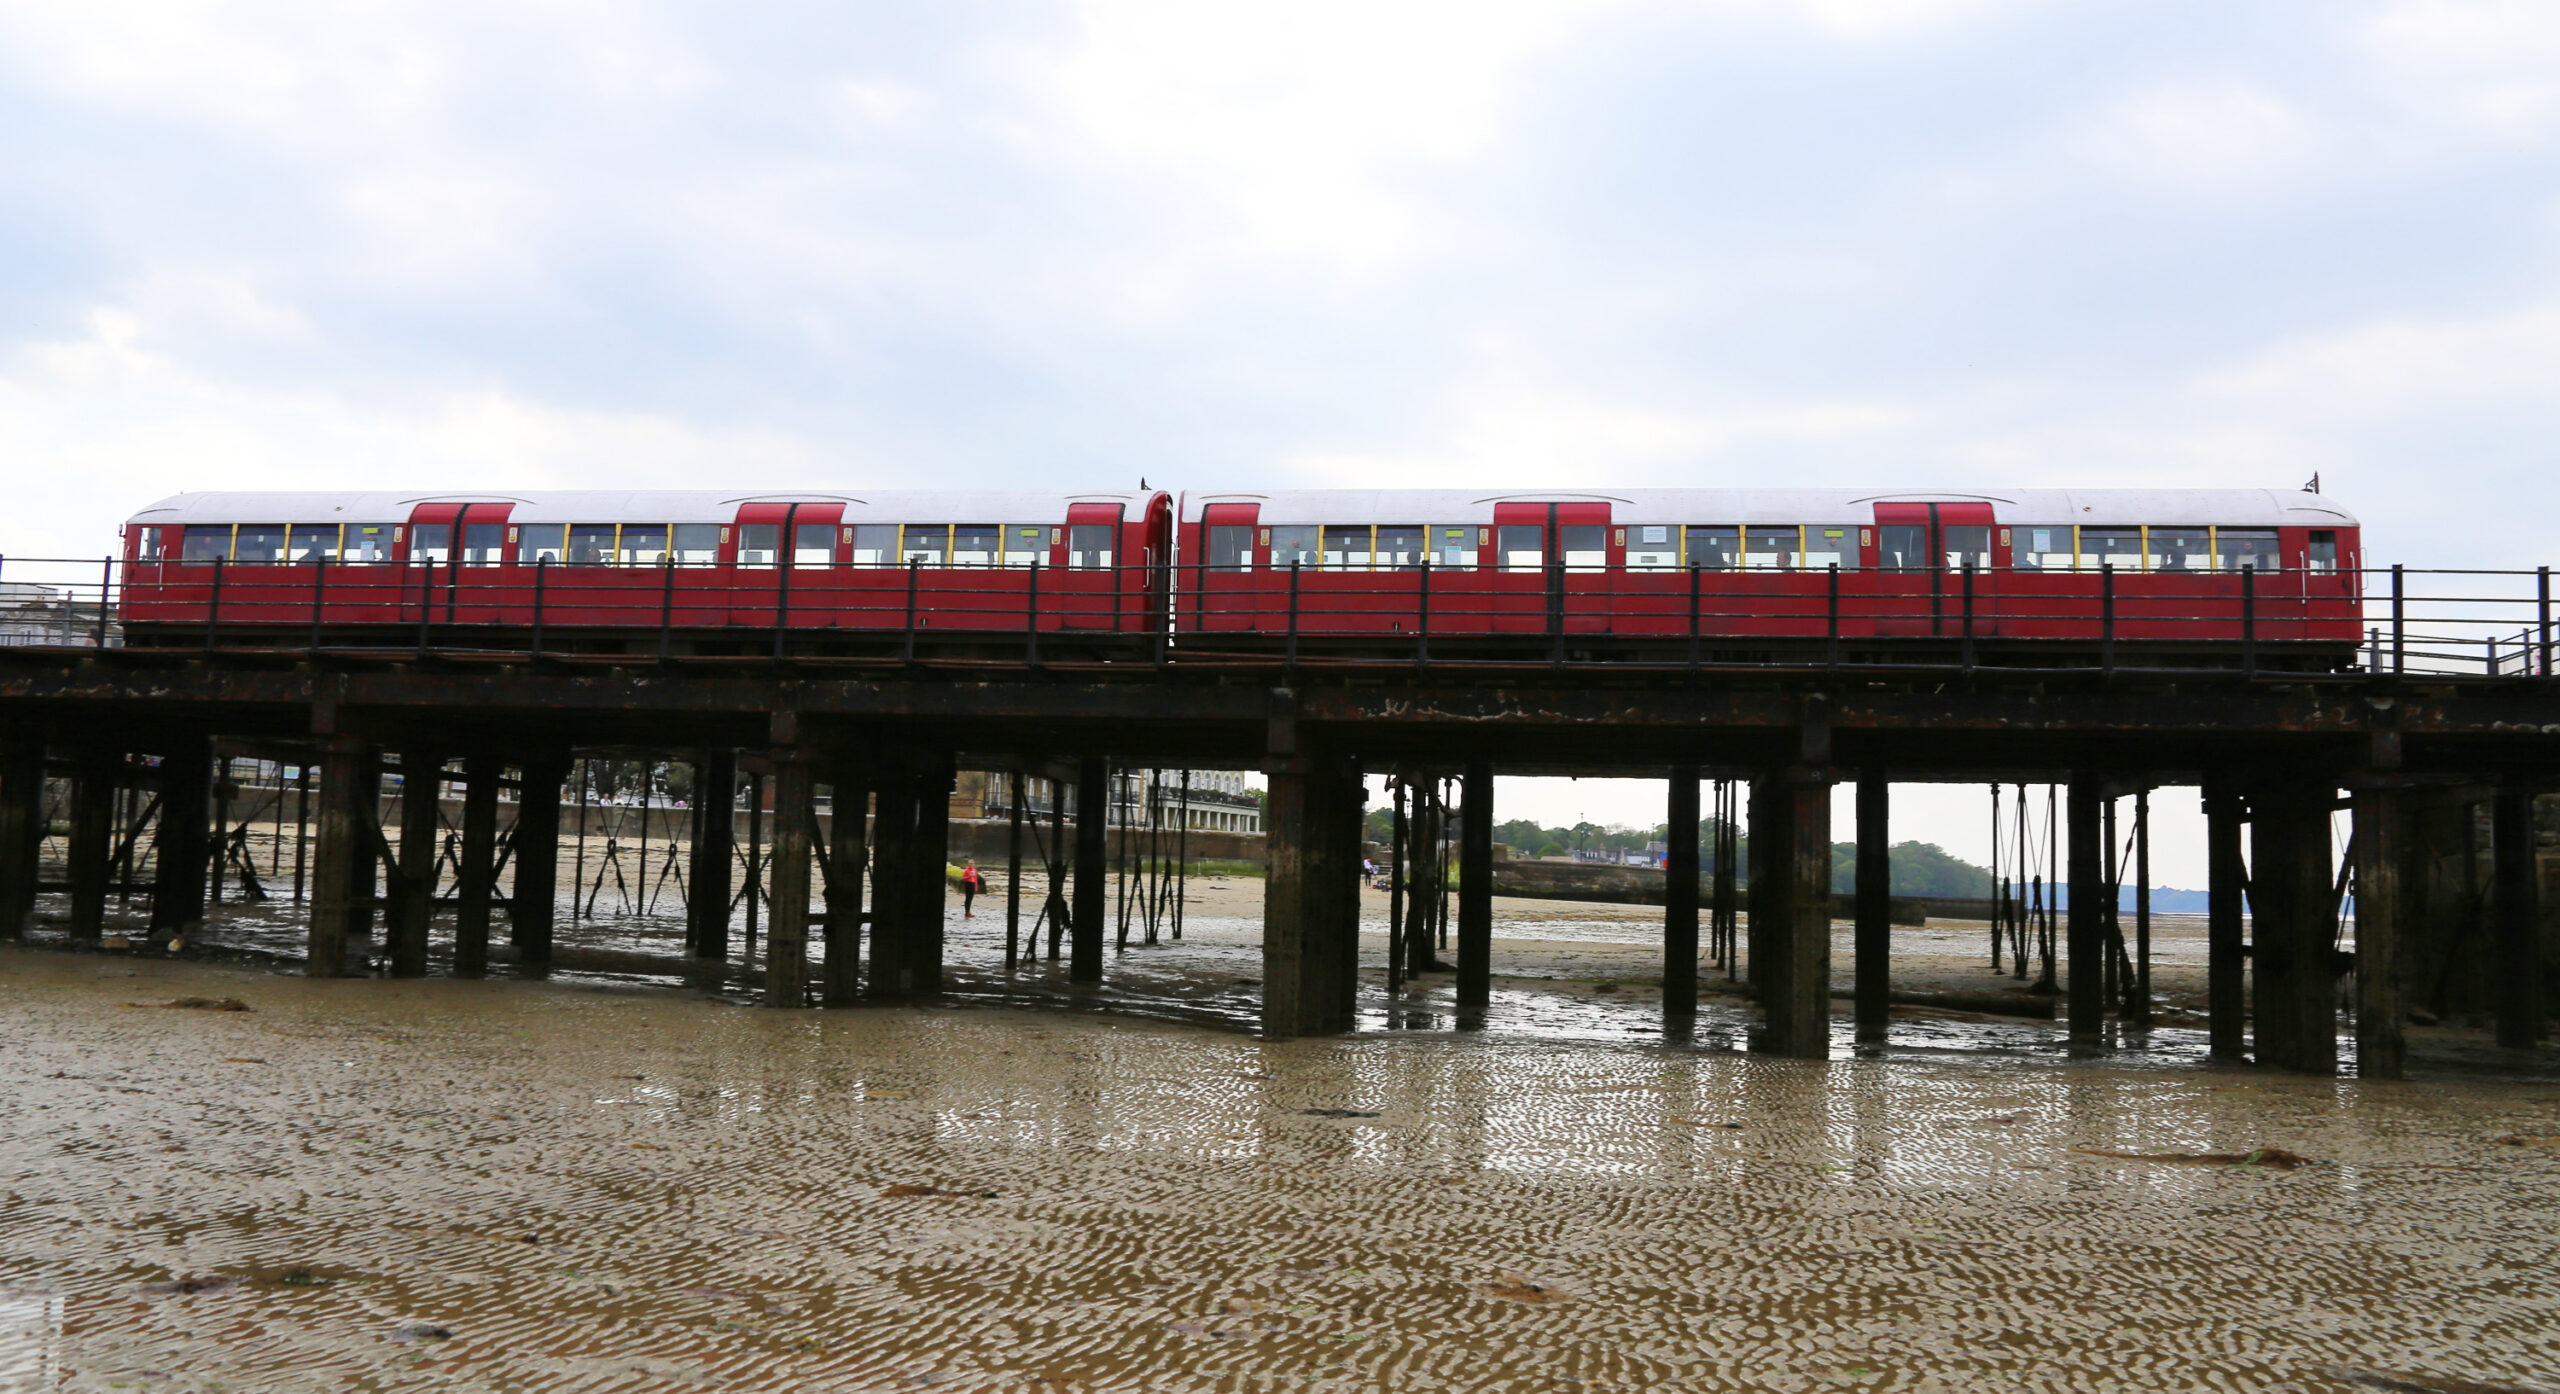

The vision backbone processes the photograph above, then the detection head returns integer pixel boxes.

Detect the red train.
[114,486,2364,666]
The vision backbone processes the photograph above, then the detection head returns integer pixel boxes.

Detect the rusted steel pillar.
[307,735,372,977]
[1262,756,1312,1037]
[387,750,442,977]
[2204,778,2248,1060]
[1458,761,1492,1010]
[1746,773,1781,997]
[149,735,213,935]
[1663,765,1700,1019]
[764,747,815,1008]
[0,741,46,938]
[1854,771,1891,1045]
[2066,774,2104,1049]
[350,748,382,942]
[867,771,915,999]
[68,750,116,939]
[2493,785,2544,1050]
[509,754,567,965]
[1755,767,1833,1059]
[822,761,869,1005]
[909,753,952,994]
[868,753,951,1000]
[2352,779,2406,1078]
[1072,756,1108,984]
[1262,752,1360,1038]
[687,747,735,960]
[2251,777,2339,1074]
[453,754,498,977]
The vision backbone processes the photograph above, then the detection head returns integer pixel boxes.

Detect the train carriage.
[119,489,1173,656]
[1174,488,2363,666]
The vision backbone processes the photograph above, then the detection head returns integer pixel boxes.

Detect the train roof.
[1178,488,2359,528]
[125,490,1167,526]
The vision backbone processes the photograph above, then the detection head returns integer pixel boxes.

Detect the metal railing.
[1,552,2552,678]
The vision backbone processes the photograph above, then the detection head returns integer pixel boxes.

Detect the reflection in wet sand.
[5,947,2560,1392]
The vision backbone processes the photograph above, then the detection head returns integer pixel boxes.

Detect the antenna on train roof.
[1139,476,1149,490]
[2302,472,2321,493]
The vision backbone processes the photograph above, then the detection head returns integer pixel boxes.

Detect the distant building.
[0,583,117,648]
[953,767,1260,833]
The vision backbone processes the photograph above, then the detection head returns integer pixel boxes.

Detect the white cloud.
[2074,80,2325,191]
[2201,302,2560,417]
[2360,0,2560,141]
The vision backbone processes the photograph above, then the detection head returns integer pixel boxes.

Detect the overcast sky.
[4,0,2553,877]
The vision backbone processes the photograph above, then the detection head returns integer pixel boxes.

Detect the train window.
[902,525,951,566]
[1560,525,1605,572]
[1806,526,1858,571]
[620,525,670,566]
[514,524,565,564]
[1069,524,1115,571]
[672,524,721,564]
[287,525,340,562]
[795,522,834,567]
[1001,524,1045,567]
[1878,525,1926,571]
[180,528,231,561]
[1375,526,1423,570]
[2307,530,2338,573]
[2080,528,2141,571]
[1428,525,1477,570]
[736,524,779,567]
[232,525,286,563]
[1684,527,1738,571]
[952,525,1000,567]
[848,525,895,565]
[2218,529,2280,571]
[1321,525,1372,570]
[566,525,616,565]
[1269,525,1318,569]
[346,525,396,563]
[1743,526,1798,570]
[410,524,451,563]
[1207,524,1253,571]
[2016,527,2073,571]
[1942,525,1990,572]
[2148,528,2208,572]
[1628,525,1679,570]
[462,523,505,564]
[1499,524,1543,572]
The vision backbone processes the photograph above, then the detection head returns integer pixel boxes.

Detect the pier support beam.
[149,736,212,935]
[868,753,951,1000]
[823,761,869,1005]
[2204,779,2248,1061]
[687,748,735,960]
[510,754,567,965]
[2494,785,2544,1050]
[68,750,116,939]
[1072,756,1107,984]
[308,736,372,977]
[2067,774,2104,1049]
[454,754,498,977]
[1663,765,1700,1019]
[764,746,814,1007]
[1854,771,1891,1045]
[388,750,442,977]
[2352,778,2407,1078]
[1458,761,1492,1011]
[1752,767,1835,1058]
[2251,777,2339,1074]
[0,741,44,938]
[1262,753,1361,1038]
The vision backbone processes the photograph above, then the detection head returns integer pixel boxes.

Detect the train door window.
[1268,525,1318,569]
[620,525,669,566]
[2148,528,2208,572]
[347,525,396,563]
[2017,527,2073,571]
[1320,525,1371,570]
[672,524,721,565]
[2306,530,2338,572]
[1878,525,1926,571]
[848,525,895,565]
[1207,524,1253,571]
[2219,529,2280,571]
[1559,525,1605,572]
[1428,525,1477,569]
[1627,525,1679,569]
[794,522,834,566]
[1743,526,1798,570]
[1375,526,1423,570]
[902,525,951,566]
[410,524,451,563]
[1942,525,1991,572]
[462,523,505,564]
[232,525,286,562]
[951,525,1000,567]
[1068,524,1115,570]
[514,524,565,562]
[566,525,616,565]
[287,525,340,562]
[1498,524,1544,572]
[135,526,170,560]
[1001,525,1046,567]
[736,524,780,566]
[1683,527,1738,570]
[1805,527,1857,571]
[2079,528,2142,571]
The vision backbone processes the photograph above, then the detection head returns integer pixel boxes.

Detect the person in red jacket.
[961,859,983,918]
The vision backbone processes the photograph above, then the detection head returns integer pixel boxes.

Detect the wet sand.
[8,947,2560,1392]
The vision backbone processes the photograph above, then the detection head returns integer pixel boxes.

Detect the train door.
[728,501,845,629]
[1872,503,1999,637]
[1194,502,1260,633]
[1056,502,1126,630]
[1554,501,1614,634]
[1488,503,1551,635]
